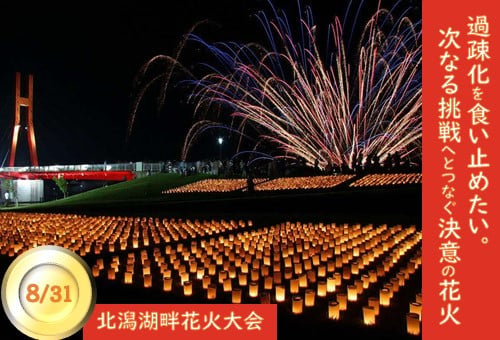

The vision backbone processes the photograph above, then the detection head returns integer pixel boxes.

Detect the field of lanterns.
[254,175,354,191]
[0,212,421,337]
[162,173,419,194]
[164,178,269,194]
[350,173,422,187]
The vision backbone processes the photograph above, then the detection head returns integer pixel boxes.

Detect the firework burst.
[131,0,421,170]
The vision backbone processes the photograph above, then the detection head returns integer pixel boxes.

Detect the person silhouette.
[247,172,255,193]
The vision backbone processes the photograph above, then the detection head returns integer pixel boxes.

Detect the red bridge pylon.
[9,72,38,167]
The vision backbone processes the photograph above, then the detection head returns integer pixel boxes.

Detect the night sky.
[0,0,420,166]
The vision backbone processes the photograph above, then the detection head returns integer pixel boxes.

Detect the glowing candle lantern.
[249,281,259,298]
[143,274,152,288]
[407,261,416,274]
[351,261,359,275]
[390,277,400,292]
[163,277,173,292]
[107,268,115,280]
[327,261,335,273]
[397,272,406,286]
[315,265,326,279]
[383,283,394,298]
[162,269,173,280]
[261,265,270,277]
[312,255,320,266]
[328,301,340,320]
[327,277,336,293]
[410,302,422,321]
[368,297,380,316]
[275,285,286,302]
[189,261,198,273]
[316,280,326,297]
[208,263,216,276]
[342,266,351,280]
[416,293,422,304]
[201,275,211,289]
[284,268,293,280]
[302,240,311,253]
[337,293,347,311]
[142,266,150,276]
[252,259,260,269]
[260,292,271,304]
[294,263,303,275]
[414,255,422,266]
[383,259,391,272]
[362,254,370,266]
[124,271,133,284]
[379,288,391,307]
[264,276,273,290]
[178,263,185,273]
[239,273,248,286]
[216,254,223,265]
[219,270,228,284]
[92,265,100,277]
[367,270,377,283]
[376,265,385,277]
[334,273,342,286]
[406,312,421,335]
[290,279,299,294]
[303,259,312,271]
[184,281,193,296]
[335,256,343,268]
[223,278,232,292]
[180,272,189,286]
[304,289,315,307]
[361,274,370,289]
[299,274,308,288]
[352,280,362,294]
[232,288,242,304]
[207,284,217,300]
[196,268,205,280]
[363,306,376,325]
[320,251,328,262]
[228,266,237,279]
[292,296,303,314]
[334,245,341,255]
[347,285,358,302]
[273,271,282,285]
[307,270,316,284]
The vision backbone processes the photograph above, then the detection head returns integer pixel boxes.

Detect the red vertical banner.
[423,0,499,339]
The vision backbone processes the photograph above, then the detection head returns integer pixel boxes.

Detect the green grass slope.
[8,173,212,210]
